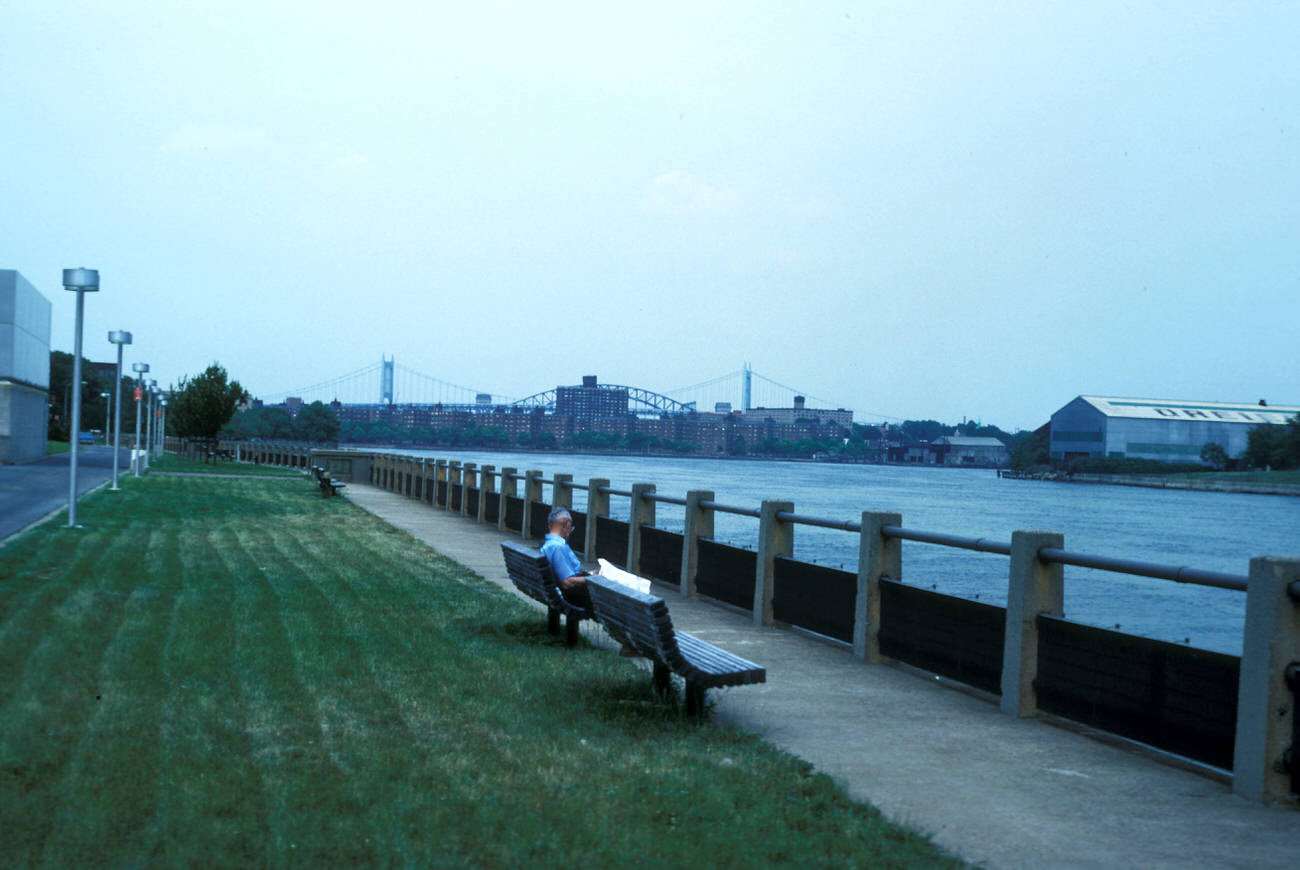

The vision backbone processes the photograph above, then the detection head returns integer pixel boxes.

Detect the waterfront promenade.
[345,480,1300,870]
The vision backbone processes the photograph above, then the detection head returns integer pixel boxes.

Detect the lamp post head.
[149,379,157,389]
[132,362,149,374]
[101,391,110,398]
[108,330,132,345]
[63,268,99,292]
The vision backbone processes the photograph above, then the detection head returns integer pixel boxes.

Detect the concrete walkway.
[344,482,1300,870]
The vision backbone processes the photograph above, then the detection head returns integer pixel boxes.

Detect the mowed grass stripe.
[150,505,267,866]
[215,501,357,865]
[0,519,154,867]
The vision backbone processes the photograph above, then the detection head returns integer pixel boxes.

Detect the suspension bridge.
[257,358,900,421]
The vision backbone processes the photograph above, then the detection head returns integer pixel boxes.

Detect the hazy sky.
[4,1,1297,430]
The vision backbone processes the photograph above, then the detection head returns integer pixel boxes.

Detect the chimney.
[794,396,805,410]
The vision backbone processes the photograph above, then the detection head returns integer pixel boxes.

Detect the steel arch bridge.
[510,384,697,415]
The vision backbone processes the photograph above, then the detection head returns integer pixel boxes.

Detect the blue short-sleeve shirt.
[540,533,581,585]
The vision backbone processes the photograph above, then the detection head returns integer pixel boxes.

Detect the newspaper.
[596,559,652,594]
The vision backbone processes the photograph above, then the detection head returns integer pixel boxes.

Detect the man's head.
[547,506,574,537]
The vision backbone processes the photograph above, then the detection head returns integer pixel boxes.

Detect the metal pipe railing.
[881,524,1013,556]
[1037,547,1248,591]
[776,511,861,533]
[396,458,1258,594]
[698,499,761,519]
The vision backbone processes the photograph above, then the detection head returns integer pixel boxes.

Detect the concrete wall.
[0,270,52,463]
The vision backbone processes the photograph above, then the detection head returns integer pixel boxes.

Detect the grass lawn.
[149,453,304,477]
[0,474,970,868]
[45,441,69,455]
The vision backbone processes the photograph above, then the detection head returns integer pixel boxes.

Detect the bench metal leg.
[684,681,706,717]
[565,614,580,647]
[652,662,672,698]
[547,608,561,636]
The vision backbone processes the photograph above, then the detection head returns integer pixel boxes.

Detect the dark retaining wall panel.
[697,539,756,611]
[772,556,855,643]
[879,579,1005,695]
[1035,614,1239,770]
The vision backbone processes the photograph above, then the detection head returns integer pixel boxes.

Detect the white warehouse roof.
[1075,396,1300,425]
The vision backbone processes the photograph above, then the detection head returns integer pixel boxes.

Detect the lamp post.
[131,361,149,477]
[144,380,156,471]
[63,268,99,528]
[159,398,168,457]
[108,331,132,490]
[100,392,111,443]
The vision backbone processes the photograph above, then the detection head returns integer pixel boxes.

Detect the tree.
[1243,416,1300,470]
[1199,442,1228,470]
[293,401,340,442]
[169,363,249,440]
[901,419,952,442]
[48,350,110,441]
[1008,428,1050,471]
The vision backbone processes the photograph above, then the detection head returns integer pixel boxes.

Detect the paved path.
[0,447,134,542]
[344,482,1300,870]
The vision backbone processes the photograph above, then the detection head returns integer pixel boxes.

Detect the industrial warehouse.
[1049,395,1300,464]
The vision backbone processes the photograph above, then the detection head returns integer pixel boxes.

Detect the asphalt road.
[0,446,134,541]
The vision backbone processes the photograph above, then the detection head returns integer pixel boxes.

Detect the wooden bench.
[500,540,591,646]
[312,466,345,498]
[586,574,765,716]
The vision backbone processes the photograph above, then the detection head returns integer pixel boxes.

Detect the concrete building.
[555,375,629,425]
[1049,395,1300,464]
[0,270,52,463]
[741,395,853,428]
[932,435,1009,466]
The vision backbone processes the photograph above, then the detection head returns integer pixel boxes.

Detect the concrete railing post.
[584,478,610,559]
[461,463,477,517]
[628,483,656,574]
[522,470,543,540]
[552,473,573,510]
[679,489,714,599]
[1232,556,1300,804]
[498,467,517,531]
[449,461,462,508]
[754,499,794,626]
[1001,530,1065,717]
[855,511,902,663]
[478,465,495,523]
[435,460,448,508]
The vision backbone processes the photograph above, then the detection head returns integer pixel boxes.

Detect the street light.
[63,268,99,528]
[108,331,132,490]
[100,392,111,443]
[159,398,168,457]
[131,361,149,477]
[144,379,157,471]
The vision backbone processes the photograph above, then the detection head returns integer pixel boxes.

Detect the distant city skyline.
[6,3,1298,434]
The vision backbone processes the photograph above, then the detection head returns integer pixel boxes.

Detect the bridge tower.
[381,355,394,404]
[742,361,752,411]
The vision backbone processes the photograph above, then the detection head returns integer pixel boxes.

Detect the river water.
[369,448,1299,655]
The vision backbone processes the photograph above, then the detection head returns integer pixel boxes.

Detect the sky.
[3,1,1297,432]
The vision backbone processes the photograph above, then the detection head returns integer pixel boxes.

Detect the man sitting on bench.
[540,507,637,656]
[539,507,597,610]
